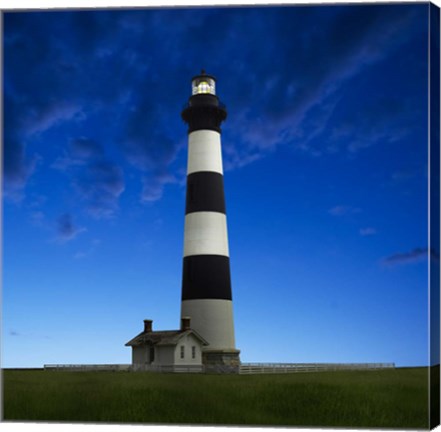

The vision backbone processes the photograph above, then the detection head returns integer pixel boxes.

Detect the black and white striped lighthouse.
[181,71,240,368]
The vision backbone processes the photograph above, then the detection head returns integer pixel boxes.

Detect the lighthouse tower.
[181,71,240,370]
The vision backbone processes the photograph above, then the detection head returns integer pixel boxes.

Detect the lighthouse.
[181,71,240,370]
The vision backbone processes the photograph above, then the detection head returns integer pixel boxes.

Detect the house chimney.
[181,316,191,331]
[144,319,153,332]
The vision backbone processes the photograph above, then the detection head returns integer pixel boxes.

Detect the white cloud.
[360,227,377,236]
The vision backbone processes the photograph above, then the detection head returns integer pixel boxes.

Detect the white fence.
[239,363,395,374]
[44,364,131,372]
[44,362,394,374]
[44,364,204,373]
[131,364,204,373]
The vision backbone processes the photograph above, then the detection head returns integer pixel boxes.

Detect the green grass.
[2,367,429,428]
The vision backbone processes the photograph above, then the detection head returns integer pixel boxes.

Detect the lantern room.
[192,71,216,96]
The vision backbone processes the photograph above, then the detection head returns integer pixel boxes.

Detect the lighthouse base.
[203,349,241,374]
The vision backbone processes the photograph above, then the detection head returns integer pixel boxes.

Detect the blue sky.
[2,3,433,367]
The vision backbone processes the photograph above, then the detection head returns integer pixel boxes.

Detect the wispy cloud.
[52,137,104,170]
[56,213,86,243]
[29,211,45,227]
[3,5,426,203]
[9,329,52,340]
[219,5,424,168]
[53,138,125,219]
[120,85,184,202]
[382,247,428,266]
[391,170,416,182]
[3,95,40,201]
[141,172,177,203]
[360,227,377,236]
[74,238,101,259]
[24,102,81,136]
[328,205,361,216]
[73,160,125,219]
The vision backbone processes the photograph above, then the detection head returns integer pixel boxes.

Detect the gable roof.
[125,329,209,347]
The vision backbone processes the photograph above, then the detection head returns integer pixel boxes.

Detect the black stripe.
[181,255,232,300]
[186,171,226,215]
[182,95,227,134]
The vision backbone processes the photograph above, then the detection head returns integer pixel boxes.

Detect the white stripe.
[183,212,229,257]
[187,130,223,175]
[181,299,236,350]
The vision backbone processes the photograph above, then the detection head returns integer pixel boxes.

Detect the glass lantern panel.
[192,77,216,95]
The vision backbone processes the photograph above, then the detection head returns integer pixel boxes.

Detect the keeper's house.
[125,317,208,371]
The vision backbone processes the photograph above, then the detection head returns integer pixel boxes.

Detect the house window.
[192,346,196,359]
[180,345,185,359]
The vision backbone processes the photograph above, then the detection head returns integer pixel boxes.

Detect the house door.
[149,346,155,363]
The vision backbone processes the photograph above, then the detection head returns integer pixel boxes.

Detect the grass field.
[2,367,429,428]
